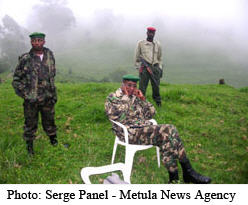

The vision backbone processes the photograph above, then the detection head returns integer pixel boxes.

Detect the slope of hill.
[0,80,247,183]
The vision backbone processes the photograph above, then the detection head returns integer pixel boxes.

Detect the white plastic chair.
[80,119,161,184]
[81,163,126,184]
[110,119,160,184]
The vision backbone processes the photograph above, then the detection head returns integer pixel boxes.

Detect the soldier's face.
[31,38,45,51]
[147,30,155,40]
[123,80,137,96]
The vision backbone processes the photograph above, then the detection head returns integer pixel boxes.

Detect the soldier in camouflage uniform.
[105,74,211,183]
[12,32,58,155]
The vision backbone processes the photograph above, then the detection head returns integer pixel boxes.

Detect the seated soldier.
[104,74,211,183]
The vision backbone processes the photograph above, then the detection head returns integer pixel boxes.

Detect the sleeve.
[48,50,57,103]
[12,57,26,99]
[157,41,163,69]
[105,94,128,123]
[49,50,56,78]
[134,41,142,69]
[143,101,156,119]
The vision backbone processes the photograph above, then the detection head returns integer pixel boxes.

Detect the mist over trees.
[0,15,28,73]
[0,0,248,87]
[27,0,76,49]
[0,0,76,73]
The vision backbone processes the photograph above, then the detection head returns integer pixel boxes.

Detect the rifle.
[139,57,159,85]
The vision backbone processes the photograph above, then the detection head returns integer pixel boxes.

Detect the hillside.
[0,80,247,184]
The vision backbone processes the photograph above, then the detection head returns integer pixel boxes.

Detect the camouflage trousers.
[23,99,57,141]
[127,124,186,172]
[139,63,162,104]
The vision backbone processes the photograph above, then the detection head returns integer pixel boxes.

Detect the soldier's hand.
[26,97,37,104]
[134,89,145,101]
[29,98,37,104]
[121,84,128,95]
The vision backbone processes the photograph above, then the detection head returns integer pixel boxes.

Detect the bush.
[0,60,10,74]
[240,87,248,93]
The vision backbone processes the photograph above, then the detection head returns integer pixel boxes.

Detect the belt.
[142,63,158,67]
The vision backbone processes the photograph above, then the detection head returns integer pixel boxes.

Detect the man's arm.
[157,41,163,70]
[46,49,57,103]
[49,50,56,77]
[134,41,142,69]
[143,101,156,120]
[105,93,129,123]
[133,88,155,119]
[12,56,26,99]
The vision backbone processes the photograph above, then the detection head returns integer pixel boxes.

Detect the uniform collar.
[144,39,156,44]
[29,47,47,57]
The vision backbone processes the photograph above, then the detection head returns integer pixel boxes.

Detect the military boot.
[156,102,162,107]
[180,158,211,184]
[49,135,58,146]
[168,170,179,183]
[26,140,34,155]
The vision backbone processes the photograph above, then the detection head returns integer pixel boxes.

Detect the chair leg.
[81,168,92,184]
[111,137,118,164]
[156,147,161,168]
[123,146,137,184]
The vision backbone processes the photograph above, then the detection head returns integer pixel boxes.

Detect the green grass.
[0,80,248,184]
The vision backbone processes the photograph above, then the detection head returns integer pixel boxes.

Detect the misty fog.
[0,0,247,87]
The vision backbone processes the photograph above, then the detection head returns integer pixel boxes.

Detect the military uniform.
[12,47,57,141]
[134,38,163,105]
[105,74,211,183]
[105,88,186,172]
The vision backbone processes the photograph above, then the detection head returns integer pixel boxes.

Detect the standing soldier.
[134,27,163,107]
[12,32,58,155]
[105,74,211,183]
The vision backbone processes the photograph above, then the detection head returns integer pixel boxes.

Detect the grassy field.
[0,79,248,184]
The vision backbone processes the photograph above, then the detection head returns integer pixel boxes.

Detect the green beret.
[122,74,140,82]
[29,32,46,39]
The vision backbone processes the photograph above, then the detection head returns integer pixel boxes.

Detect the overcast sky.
[0,0,246,26]
[0,0,247,87]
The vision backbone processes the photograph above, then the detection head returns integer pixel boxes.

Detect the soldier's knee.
[160,124,179,139]
[161,124,177,131]
[170,124,177,132]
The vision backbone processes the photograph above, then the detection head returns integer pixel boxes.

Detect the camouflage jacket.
[105,88,156,141]
[12,47,57,103]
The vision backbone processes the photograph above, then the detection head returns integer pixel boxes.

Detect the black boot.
[26,140,34,155]
[156,102,162,107]
[180,158,211,184]
[49,135,58,146]
[168,170,179,183]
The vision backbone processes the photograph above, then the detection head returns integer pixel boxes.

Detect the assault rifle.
[139,57,159,85]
